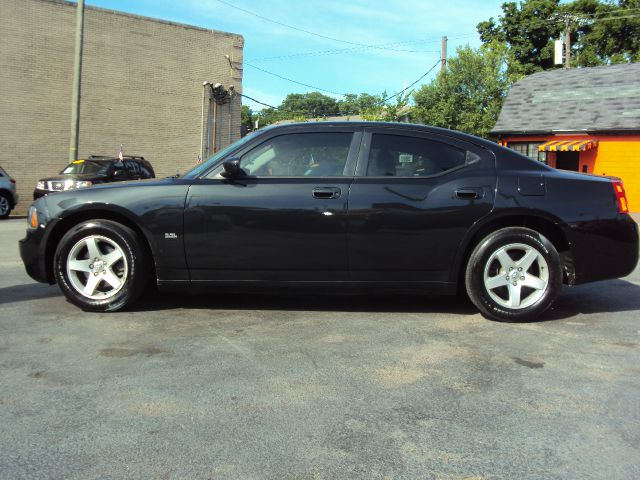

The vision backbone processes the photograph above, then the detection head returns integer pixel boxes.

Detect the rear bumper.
[566,214,639,284]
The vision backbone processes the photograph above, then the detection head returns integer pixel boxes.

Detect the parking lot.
[1,217,639,480]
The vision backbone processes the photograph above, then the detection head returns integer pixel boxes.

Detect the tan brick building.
[0,0,243,214]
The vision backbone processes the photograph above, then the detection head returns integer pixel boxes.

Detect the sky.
[86,0,505,110]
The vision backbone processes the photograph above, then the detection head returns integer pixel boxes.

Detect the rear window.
[366,134,475,177]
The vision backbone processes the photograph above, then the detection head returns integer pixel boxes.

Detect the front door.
[348,129,496,284]
[183,129,359,282]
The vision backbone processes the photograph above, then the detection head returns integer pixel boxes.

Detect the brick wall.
[0,0,243,214]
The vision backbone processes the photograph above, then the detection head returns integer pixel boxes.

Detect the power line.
[248,34,476,62]
[241,58,442,118]
[378,59,441,105]
[213,0,377,47]
[588,13,640,22]
[575,7,640,19]
[239,93,280,111]
[214,0,478,55]
[244,62,347,96]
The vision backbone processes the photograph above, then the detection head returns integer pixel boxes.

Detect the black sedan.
[20,122,639,321]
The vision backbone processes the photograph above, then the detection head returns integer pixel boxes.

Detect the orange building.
[492,63,640,212]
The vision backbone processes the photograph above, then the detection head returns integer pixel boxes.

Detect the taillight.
[10,178,16,184]
[612,179,629,214]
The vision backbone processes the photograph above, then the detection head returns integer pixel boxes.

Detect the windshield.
[181,132,262,179]
[61,160,110,175]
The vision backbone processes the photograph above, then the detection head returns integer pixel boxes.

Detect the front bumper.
[19,225,52,284]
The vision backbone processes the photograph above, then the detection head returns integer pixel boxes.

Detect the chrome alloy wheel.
[66,235,128,300]
[482,242,549,310]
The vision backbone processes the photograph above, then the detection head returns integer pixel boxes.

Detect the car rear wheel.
[465,227,562,322]
[54,220,149,312]
[0,192,11,219]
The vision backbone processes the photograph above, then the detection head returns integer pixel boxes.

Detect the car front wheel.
[465,227,562,322]
[54,220,149,312]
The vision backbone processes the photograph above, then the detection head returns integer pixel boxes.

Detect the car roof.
[73,155,147,162]
[262,121,498,150]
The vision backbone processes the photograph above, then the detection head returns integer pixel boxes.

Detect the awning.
[538,139,598,152]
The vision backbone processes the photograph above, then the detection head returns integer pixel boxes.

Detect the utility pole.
[564,16,571,69]
[200,81,210,161]
[68,0,85,162]
[441,36,447,79]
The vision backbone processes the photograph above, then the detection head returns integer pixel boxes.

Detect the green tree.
[412,42,520,138]
[478,0,561,74]
[280,92,339,117]
[338,93,384,116]
[241,105,254,130]
[568,0,640,65]
[254,107,284,127]
[478,0,640,72]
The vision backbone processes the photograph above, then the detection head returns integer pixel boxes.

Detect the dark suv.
[34,155,155,199]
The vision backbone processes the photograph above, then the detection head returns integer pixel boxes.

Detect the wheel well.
[457,215,572,289]
[44,210,156,283]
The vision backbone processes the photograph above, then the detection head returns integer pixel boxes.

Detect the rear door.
[184,126,361,282]
[347,127,496,284]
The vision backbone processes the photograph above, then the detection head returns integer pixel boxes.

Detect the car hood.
[34,177,193,220]
[39,173,109,182]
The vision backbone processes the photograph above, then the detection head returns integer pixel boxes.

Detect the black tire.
[465,227,562,322]
[54,220,149,312]
[0,192,11,219]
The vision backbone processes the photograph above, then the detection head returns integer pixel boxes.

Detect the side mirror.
[221,158,245,178]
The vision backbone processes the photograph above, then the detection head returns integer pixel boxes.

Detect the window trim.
[507,142,548,164]
[355,129,489,178]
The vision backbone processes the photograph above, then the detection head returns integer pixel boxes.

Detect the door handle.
[455,188,483,200]
[312,187,341,199]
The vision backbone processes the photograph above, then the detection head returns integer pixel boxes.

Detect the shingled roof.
[491,63,640,135]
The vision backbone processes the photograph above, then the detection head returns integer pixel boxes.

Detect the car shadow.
[0,283,60,305]
[2,279,639,321]
[541,278,640,321]
[130,278,640,320]
[130,290,479,315]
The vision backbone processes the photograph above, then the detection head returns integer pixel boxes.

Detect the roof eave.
[491,128,640,137]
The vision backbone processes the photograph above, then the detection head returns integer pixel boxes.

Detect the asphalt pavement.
[1,217,639,480]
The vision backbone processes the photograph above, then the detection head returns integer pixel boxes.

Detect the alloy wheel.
[482,242,549,310]
[66,235,128,300]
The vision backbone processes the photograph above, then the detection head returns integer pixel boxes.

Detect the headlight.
[74,180,93,189]
[36,181,46,190]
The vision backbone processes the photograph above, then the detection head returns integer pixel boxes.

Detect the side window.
[111,161,126,178]
[366,134,469,177]
[239,132,353,177]
[139,163,153,179]
[124,160,139,177]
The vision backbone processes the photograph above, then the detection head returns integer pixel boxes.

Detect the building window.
[507,142,547,164]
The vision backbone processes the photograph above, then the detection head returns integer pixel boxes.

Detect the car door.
[183,127,361,282]
[348,128,496,284]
